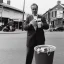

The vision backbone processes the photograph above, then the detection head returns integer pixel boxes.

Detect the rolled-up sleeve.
[23,15,33,31]
[41,17,49,30]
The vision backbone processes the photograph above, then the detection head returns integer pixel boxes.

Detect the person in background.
[23,3,49,64]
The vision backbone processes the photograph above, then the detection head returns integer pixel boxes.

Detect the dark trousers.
[25,42,45,64]
[26,46,34,64]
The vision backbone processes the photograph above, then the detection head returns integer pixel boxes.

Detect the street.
[0,31,63,64]
[0,32,27,64]
[45,32,64,64]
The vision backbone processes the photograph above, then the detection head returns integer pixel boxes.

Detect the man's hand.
[29,19,37,27]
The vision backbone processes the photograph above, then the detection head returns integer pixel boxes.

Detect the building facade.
[43,1,64,30]
[0,0,26,30]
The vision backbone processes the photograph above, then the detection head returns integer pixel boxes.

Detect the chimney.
[7,0,10,5]
[0,0,3,3]
[57,0,61,5]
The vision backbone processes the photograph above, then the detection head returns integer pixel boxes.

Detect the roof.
[0,3,24,13]
[60,4,64,8]
[43,3,64,15]
[61,4,64,6]
[42,9,50,16]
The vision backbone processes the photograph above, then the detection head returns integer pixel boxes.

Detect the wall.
[50,5,63,21]
[0,7,23,21]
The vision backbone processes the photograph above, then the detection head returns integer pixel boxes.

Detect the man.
[23,3,49,64]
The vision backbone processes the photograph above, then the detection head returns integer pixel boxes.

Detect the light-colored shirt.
[33,15,38,30]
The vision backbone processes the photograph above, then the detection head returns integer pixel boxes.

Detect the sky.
[3,0,64,14]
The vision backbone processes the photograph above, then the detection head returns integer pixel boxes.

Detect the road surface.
[0,31,63,64]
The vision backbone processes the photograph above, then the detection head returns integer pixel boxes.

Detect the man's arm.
[23,15,33,31]
[41,16,49,30]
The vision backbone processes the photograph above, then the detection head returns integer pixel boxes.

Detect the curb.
[0,31,26,34]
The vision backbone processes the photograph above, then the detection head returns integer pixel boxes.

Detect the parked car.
[49,28,53,32]
[3,25,10,32]
[53,27,64,31]
[0,25,5,31]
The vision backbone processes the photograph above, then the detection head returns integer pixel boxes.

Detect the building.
[0,0,26,30]
[43,1,64,30]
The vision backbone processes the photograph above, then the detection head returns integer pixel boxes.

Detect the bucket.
[34,45,56,64]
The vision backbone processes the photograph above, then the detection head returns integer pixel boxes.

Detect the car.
[53,27,64,31]
[3,25,10,32]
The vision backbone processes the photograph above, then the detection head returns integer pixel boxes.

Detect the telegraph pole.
[0,6,3,26]
[22,0,25,31]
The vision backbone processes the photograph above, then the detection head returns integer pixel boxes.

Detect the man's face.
[31,5,38,15]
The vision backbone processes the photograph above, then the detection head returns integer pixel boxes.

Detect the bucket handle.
[47,52,51,56]
[47,47,51,56]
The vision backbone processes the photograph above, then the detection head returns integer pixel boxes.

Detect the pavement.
[0,29,49,34]
[0,29,26,34]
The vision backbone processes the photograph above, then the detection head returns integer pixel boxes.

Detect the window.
[55,11,57,17]
[63,11,64,17]
[63,21,64,25]
[52,11,53,17]
[57,10,63,18]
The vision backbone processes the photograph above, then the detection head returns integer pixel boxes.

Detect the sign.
[57,10,63,18]
[13,19,21,22]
